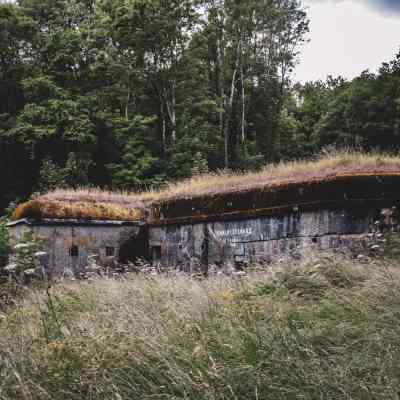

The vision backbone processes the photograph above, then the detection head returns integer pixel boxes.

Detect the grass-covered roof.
[11,151,400,223]
[11,198,144,222]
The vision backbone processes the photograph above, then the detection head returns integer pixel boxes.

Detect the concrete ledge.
[8,218,143,228]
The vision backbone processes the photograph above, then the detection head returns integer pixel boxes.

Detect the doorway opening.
[118,226,149,264]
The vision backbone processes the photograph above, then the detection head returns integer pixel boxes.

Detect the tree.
[101,0,199,148]
[202,0,308,167]
[0,2,37,209]
[314,63,400,151]
[106,115,162,189]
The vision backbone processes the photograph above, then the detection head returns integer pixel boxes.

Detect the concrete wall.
[149,207,379,271]
[9,224,140,276]
[7,204,387,275]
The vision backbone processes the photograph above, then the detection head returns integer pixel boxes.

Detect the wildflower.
[4,263,17,272]
[14,243,30,250]
[24,269,36,276]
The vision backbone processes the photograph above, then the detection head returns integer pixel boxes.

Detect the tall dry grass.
[11,150,400,221]
[11,198,143,222]
[1,253,400,399]
[43,150,400,204]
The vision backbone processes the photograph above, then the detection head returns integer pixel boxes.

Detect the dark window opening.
[106,247,115,257]
[70,245,79,257]
[152,246,162,261]
[119,227,149,264]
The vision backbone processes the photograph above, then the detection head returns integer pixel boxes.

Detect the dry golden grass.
[44,150,400,205]
[11,199,142,222]
[2,253,400,399]
[155,150,400,202]
[11,150,400,221]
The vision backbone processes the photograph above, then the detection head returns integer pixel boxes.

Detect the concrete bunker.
[8,219,142,276]
[148,174,400,271]
[7,154,400,276]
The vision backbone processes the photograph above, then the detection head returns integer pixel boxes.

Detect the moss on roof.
[10,151,400,223]
[11,199,143,222]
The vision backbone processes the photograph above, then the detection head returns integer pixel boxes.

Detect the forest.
[1,0,400,212]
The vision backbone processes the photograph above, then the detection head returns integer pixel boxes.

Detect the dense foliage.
[0,0,400,211]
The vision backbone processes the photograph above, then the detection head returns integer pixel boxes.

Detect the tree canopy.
[0,0,399,211]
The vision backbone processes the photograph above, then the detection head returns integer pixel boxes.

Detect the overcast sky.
[295,0,400,82]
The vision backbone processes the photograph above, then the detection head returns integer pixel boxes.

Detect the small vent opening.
[106,247,115,257]
[69,245,79,258]
[152,246,162,261]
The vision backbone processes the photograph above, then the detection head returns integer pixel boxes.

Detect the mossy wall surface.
[149,206,382,270]
[9,224,140,275]
[151,175,400,224]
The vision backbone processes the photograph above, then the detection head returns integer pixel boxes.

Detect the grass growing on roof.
[11,199,143,222]
[154,150,400,201]
[11,150,400,221]
[44,150,400,203]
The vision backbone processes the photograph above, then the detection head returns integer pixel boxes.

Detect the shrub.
[5,230,46,283]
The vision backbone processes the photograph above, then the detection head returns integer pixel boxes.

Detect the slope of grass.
[1,253,400,399]
[43,150,400,204]
[11,150,400,222]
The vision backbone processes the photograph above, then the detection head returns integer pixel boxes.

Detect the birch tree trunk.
[171,80,176,142]
[240,37,246,143]
[223,40,241,168]
[165,79,177,143]
[217,36,225,139]
[160,100,167,154]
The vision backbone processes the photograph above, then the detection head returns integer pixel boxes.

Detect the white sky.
[294,0,400,82]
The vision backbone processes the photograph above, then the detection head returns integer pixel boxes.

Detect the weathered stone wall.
[149,207,379,271]
[9,224,140,276]
[7,203,392,275]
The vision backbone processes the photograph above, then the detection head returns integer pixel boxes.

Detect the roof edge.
[7,218,144,228]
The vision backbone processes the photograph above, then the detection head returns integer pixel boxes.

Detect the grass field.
[1,250,400,400]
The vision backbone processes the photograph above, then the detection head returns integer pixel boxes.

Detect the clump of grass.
[11,199,143,222]
[1,254,400,399]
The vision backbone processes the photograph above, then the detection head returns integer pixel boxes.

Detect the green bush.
[4,230,46,284]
